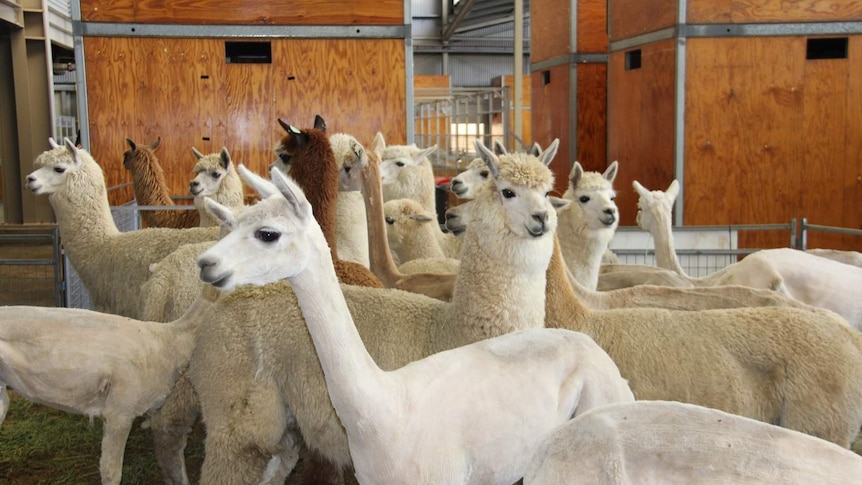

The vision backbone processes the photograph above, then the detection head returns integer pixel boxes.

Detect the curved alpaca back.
[557,161,620,290]
[189,147,245,227]
[123,137,200,228]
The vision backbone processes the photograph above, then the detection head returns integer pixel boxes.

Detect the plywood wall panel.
[530,0,570,62]
[840,37,862,249]
[84,37,406,203]
[577,0,609,52]
[688,0,862,24]
[531,65,572,196]
[608,40,676,225]
[576,63,607,174]
[608,0,676,41]
[80,0,404,25]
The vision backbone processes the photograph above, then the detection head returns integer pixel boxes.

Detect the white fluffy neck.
[556,206,614,291]
[50,174,121,257]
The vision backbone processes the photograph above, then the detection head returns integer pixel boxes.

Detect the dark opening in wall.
[625,49,642,70]
[541,70,551,85]
[225,41,272,64]
[806,38,848,60]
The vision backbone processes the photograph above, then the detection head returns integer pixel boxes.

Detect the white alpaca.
[329,132,370,268]
[25,138,218,318]
[189,146,245,227]
[383,198,461,271]
[557,160,619,290]
[807,248,862,268]
[635,179,862,330]
[197,164,635,485]
[0,299,209,485]
[379,140,438,214]
[525,401,862,485]
[448,157,488,199]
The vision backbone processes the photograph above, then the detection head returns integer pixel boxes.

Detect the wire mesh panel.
[0,228,64,307]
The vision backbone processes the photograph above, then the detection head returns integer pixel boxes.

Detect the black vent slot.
[541,70,551,85]
[225,41,272,64]
[806,38,848,60]
[625,49,642,70]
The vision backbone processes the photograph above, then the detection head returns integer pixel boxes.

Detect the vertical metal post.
[513,0,523,143]
[673,0,687,226]
[405,0,415,144]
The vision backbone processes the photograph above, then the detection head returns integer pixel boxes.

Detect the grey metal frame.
[0,228,64,307]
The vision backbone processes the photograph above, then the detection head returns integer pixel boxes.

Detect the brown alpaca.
[274,116,382,291]
[123,137,200,228]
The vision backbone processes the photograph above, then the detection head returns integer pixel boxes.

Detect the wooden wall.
[684,36,862,249]
[531,65,571,196]
[79,0,404,25]
[84,37,407,205]
[608,0,676,40]
[687,0,862,24]
[607,39,676,226]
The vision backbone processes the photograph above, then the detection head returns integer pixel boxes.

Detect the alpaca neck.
[362,160,403,286]
[445,197,551,346]
[50,179,120,258]
[288,227,385,422]
[131,155,174,206]
[649,210,688,277]
[545,235,590,327]
[397,228,446,261]
[556,207,613,291]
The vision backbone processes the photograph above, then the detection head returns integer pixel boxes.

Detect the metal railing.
[0,227,64,307]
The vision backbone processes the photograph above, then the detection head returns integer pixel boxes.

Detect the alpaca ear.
[603,161,619,184]
[569,162,584,189]
[539,139,559,167]
[149,137,161,151]
[204,197,236,230]
[278,119,307,146]
[313,115,327,132]
[493,139,508,156]
[529,142,542,158]
[191,147,205,160]
[369,132,385,165]
[474,139,500,179]
[549,196,571,213]
[413,145,437,164]
[350,139,368,166]
[237,164,280,199]
[48,137,60,149]
[219,148,232,170]
[410,212,436,224]
[126,138,137,151]
[64,138,83,166]
[632,180,648,197]
[666,179,680,201]
[269,165,312,219]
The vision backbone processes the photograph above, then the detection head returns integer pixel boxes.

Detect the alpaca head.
[383,198,437,253]
[122,136,161,170]
[449,158,489,199]
[633,179,679,232]
[473,138,569,240]
[564,161,619,231]
[379,144,437,186]
[329,133,368,192]
[189,147,234,197]
[444,200,474,236]
[197,165,319,291]
[271,115,329,175]
[27,137,103,196]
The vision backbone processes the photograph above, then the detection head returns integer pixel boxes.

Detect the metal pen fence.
[0,227,64,307]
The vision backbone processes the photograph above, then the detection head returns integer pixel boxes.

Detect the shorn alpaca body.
[197,163,634,485]
[635,179,862,330]
[0,303,202,485]
[26,138,218,318]
[122,136,200,228]
[189,146,245,227]
[557,160,619,290]
[525,401,862,485]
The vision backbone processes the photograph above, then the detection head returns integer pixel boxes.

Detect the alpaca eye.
[480,170,489,178]
[385,217,395,225]
[579,195,590,203]
[544,191,550,197]
[501,189,515,199]
[610,195,616,201]
[255,229,281,243]
[395,161,405,167]
[279,153,292,164]
[53,167,66,174]
[211,172,221,180]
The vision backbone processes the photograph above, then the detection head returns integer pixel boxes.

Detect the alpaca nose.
[190,180,199,188]
[344,166,351,173]
[604,208,616,215]
[197,257,215,271]
[532,211,548,223]
[27,175,35,183]
[445,211,458,221]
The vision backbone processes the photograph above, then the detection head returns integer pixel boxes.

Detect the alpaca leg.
[299,448,347,485]
[149,376,200,485]
[99,415,135,485]
[0,382,8,426]
[258,426,302,485]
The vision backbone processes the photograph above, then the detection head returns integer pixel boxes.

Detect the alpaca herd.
[3,122,862,485]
